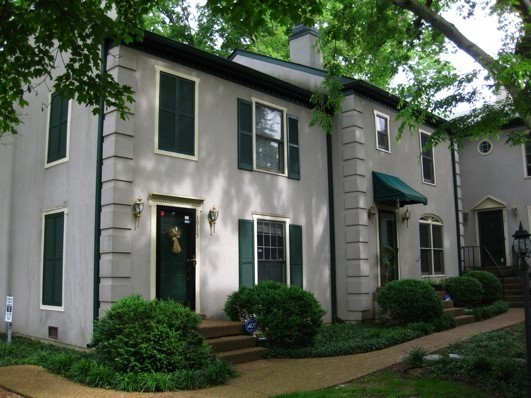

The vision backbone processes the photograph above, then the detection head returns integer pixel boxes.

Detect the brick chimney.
[288,24,323,70]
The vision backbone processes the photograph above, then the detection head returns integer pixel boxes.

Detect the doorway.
[156,206,196,309]
[378,210,398,286]
[477,209,506,267]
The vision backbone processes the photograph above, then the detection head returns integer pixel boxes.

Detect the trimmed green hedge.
[463,270,501,305]
[443,276,484,308]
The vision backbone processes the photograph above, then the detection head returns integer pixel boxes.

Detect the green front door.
[478,209,506,267]
[378,210,398,286]
[157,206,196,309]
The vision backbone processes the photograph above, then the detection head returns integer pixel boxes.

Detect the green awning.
[372,171,428,207]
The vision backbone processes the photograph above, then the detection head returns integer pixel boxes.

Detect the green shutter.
[158,72,195,156]
[289,224,303,287]
[238,99,253,170]
[239,219,254,287]
[47,93,68,163]
[288,116,300,180]
[42,212,64,306]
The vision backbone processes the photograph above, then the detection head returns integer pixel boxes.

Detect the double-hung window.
[42,210,66,309]
[156,68,199,160]
[419,215,444,275]
[420,131,436,184]
[374,111,390,152]
[46,92,69,166]
[238,98,300,179]
[238,217,303,287]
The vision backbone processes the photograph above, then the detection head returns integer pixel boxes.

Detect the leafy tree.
[0,0,159,137]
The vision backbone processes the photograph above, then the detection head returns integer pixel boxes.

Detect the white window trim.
[522,141,531,178]
[252,213,291,285]
[251,97,288,176]
[44,93,71,168]
[477,140,493,156]
[374,110,391,153]
[40,207,68,311]
[154,65,200,161]
[419,214,444,276]
[419,130,436,186]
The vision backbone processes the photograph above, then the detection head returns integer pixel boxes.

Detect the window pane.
[376,115,389,151]
[256,104,282,140]
[420,249,431,275]
[257,220,286,283]
[433,250,444,274]
[256,136,281,171]
[432,225,443,249]
[419,224,430,248]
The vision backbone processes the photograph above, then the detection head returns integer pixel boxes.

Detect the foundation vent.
[48,326,58,340]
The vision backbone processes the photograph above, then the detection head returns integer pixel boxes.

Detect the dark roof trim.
[122,31,314,108]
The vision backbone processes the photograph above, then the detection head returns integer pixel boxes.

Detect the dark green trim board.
[289,224,303,287]
[42,212,64,307]
[238,219,255,286]
[47,93,68,163]
[326,134,338,322]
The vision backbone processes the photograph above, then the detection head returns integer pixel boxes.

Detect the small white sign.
[5,296,13,323]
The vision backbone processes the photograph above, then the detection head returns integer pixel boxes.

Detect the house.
[0,26,461,347]
[459,120,531,272]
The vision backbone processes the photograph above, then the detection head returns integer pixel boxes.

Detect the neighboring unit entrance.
[156,206,196,309]
[477,209,506,267]
[378,210,398,286]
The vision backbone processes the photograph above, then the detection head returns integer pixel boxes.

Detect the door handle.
[186,255,196,267]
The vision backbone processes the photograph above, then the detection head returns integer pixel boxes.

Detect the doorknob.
[187,255,196,267]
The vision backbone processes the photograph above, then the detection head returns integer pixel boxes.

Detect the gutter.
[326,134,338,322]
[450,141,463,275]
[92,42,107,323]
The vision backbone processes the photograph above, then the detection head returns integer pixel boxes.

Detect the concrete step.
[454,314,476,326]
[442,300,454,309]
[217,347,267,364]
[443,307,466,317]
[208,334,257,353]
[199,320,245,339]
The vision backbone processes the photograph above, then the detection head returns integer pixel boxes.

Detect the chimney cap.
[289,24,320,41]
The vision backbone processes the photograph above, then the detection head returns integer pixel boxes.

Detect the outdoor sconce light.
[511,222,531,398]
[132,195,144,228]
[402,207,411,227]
[368,203,377,224]
[512,205,519,217]
[208,205,219,235]
[463,210,469,223]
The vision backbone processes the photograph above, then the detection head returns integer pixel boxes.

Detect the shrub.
[463,270,501,305]
[91,295,211,373]
[224,281,325,349]
[443,276,484,308]
[432,313,456,332]
[376,279,443,325]
[471,300,509,320]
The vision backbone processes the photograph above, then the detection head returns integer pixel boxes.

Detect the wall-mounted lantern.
[512,205,519,217]
[208,205,219,235]
[368,203,377,224]
[132,195,144,228]
[402,207,411,227]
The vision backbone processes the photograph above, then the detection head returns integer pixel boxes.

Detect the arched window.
[419,215,444,275]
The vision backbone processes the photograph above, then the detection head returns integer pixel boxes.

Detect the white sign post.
[5,296,13,344]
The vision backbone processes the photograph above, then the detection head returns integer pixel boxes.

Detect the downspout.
[326,133,338,322]
[92,41,108,323]
[451,140,463,275]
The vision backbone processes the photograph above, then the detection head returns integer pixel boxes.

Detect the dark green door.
[157,206,196,309]
[478,210,505,267]
[378,210,398,286]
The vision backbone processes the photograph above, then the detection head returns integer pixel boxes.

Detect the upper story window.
[478,140,493,155]
[374,111,390,152]
[238,98,300,179]
[419,215,444,276]
[156,68,199,160]
[46,92,70,166]
[525,134,531,177]
[420,131,436,185]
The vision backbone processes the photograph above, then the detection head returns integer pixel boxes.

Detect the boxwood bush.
[443,276,484,308]
[463,270,501,305]
[224,281,325,349]
[376,279,443,325]
[92,295,212,373]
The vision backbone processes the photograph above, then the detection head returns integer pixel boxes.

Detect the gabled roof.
[122,31,314,108]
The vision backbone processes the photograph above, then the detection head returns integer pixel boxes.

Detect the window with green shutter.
[47,93,69,164]
[42,211,65,307]
[158,71,197,157]
[237,99,300,178]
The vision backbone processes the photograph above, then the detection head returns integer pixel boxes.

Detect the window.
[238,218,303,287]
[156,69,198,159]
[42,210,65,308]
[46,92,69,165]
[238,98,300,179]
[525,134,531,177]
[420,131,435,184]
[478,140,493,155]
[374,111,390,152]
[419,215,444,275]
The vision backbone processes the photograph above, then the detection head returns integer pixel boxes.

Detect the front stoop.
[200,320,266,365]
[442,299,476,326]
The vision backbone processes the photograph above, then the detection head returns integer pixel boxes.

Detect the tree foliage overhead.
[0,0,158,136]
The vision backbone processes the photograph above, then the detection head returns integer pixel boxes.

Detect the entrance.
[477,209,506,267]
[156,206,196,309]
[378,210,398,286]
